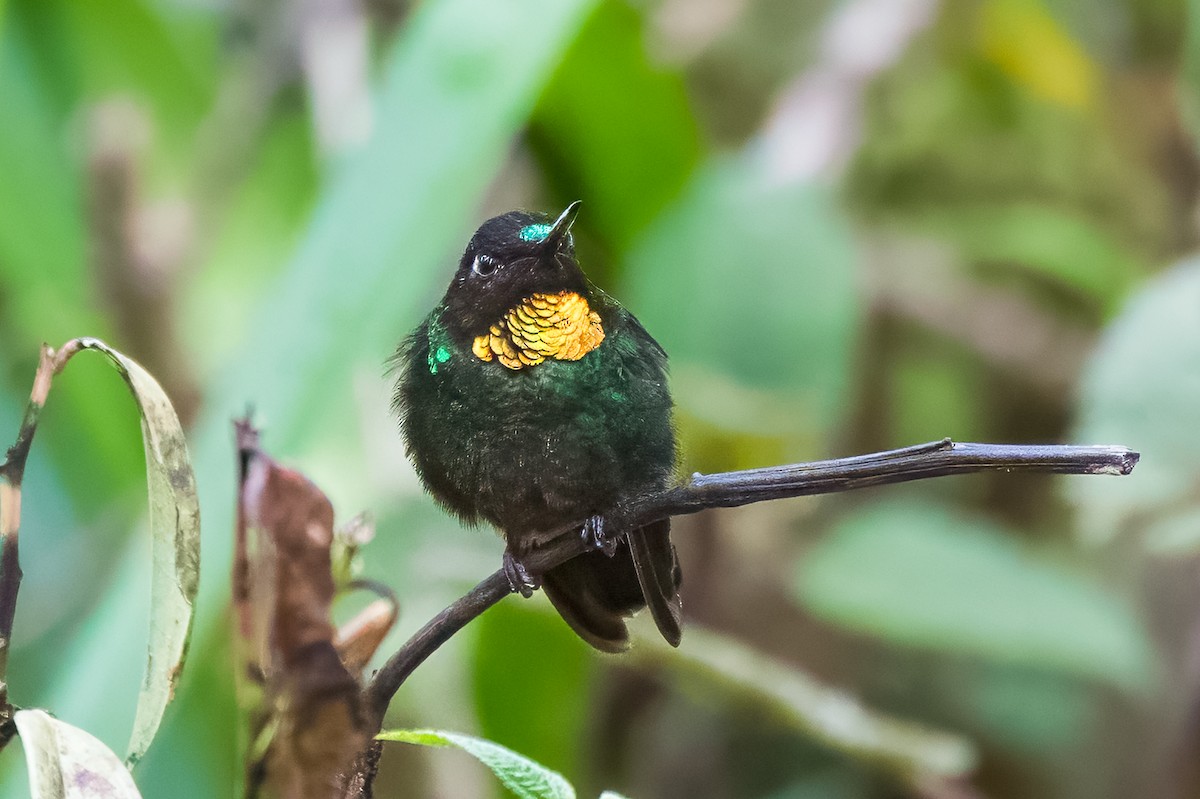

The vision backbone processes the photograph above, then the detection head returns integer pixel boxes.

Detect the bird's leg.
[580,514,618,557]
[502,549,540,598]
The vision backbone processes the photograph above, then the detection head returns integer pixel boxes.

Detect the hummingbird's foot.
[581,514,618,557]
[503,550,540,598]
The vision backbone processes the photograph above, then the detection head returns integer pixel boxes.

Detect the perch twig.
[363,438,1139,721]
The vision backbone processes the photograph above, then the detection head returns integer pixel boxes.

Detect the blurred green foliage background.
[0,0,1197,796]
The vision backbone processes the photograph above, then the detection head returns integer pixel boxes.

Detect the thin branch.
[0,483,21,714]
[621,439,1139,520]
[363,437,1139,723]
[363,571,507,723]
[0,340,87,719]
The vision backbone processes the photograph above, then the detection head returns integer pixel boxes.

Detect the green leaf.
[1069,258,1200,550]
[14,709,143,799]
[67,339,200,766]
[624,153,858,437]
[378,729,575,799]
[796,500,1156,691]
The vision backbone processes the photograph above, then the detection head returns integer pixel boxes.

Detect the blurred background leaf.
[1070,258,1200,549]
[796,499,1155,690]
[625,155,859,467]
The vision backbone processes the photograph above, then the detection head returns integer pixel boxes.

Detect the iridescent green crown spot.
[519,223,552,243]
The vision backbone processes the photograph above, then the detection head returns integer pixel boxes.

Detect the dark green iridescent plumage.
[393,205,682,652]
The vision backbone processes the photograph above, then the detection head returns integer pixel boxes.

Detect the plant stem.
[0,483,21,713]
[0,342,87,724]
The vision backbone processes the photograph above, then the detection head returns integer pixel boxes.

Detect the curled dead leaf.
[234,421,373,798]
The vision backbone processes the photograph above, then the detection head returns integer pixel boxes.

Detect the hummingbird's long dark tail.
[541,519,682,653]
[628,519,683,646]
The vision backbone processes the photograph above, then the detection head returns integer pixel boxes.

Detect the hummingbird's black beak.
[540,201,581,254]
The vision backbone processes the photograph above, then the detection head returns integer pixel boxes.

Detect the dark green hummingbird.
[393,202,682,652]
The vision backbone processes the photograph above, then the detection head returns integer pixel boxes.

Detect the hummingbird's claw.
[581,515,618,557]
[503,550,540,598]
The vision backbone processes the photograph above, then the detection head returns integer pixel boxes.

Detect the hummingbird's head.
[443,202,587,340]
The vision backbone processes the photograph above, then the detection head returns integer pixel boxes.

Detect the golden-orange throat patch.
[472,291,605,370]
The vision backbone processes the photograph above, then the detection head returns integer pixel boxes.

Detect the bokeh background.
[0,0,1197,796]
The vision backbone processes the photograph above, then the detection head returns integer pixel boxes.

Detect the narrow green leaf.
[202,0,602,449]
[378,729,575,799]
[14,709,143,799]
[67,339,200,766]
[796,500,1155,691]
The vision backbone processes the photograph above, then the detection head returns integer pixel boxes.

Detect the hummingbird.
[393,201,682,652]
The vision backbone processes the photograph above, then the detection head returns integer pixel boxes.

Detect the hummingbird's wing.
[627,519,683,647]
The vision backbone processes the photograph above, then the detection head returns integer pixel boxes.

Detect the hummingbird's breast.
[397,301,675,546]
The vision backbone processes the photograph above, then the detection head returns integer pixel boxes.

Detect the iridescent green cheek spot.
[519,223,552,242]
[428,345,451,374]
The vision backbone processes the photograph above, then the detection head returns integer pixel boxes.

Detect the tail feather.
[541,575,629,653]
[541,520,683,652]
[628,519,683,647]
[541,545,640,653]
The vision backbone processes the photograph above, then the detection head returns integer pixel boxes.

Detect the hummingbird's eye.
[472,255,497,277]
